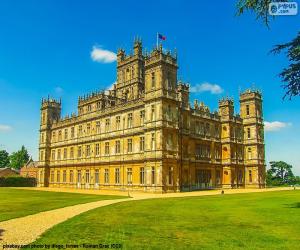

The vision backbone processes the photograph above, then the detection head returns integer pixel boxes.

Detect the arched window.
[247,148,252,160]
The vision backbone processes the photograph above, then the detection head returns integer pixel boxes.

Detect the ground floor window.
[70,170,74,183]
[249,170,252,183]
[57,171,60,183]
[140,167,145,184]
[196,169,212,188]
[77,170,81,183]
[104,169,109,184]
[50,171,54,183]
[86,170,90,183]
[115,168,120,184]
[63,170,66,183]
[238,169,243,183]
[216,170,221,185]
[168,167,173,185]
[151,167,155,185]
[127,168,132,184]
[95,169,99,184]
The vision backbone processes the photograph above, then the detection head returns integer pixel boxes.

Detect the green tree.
[236,0,300,99]
[9,146,30,170]
[267,161,295,186]
[0,150,10,168]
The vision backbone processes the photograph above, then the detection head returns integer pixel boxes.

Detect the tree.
[267,161,295,186]
[9,146,30,170]
[236,0,300,99]
[0,150,10,168]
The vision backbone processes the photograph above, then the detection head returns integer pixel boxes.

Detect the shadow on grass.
[284,202,300,208]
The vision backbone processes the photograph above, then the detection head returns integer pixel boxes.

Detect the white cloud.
[91,46,117,63]
[190,82,223,94]
[54,86,63,94]
[0,124,12,132]
[264,121,292,132]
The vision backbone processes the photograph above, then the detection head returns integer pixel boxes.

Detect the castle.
[38,39,266,192]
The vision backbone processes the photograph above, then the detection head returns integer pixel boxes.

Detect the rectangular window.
[40,150,44,161]
[246,105,250,116]
[70,170,74,183]
[151,72,155,88]
[63,148,67,159]
[115,168,120,184]
[105,119,110,132]
[151,105,155,121]
[151,133,155,150]
[140,167,145,185]
[127,139,132,153]
[95,169,99,184]
[115,140,121,154]
[87,104,92,112]
[63,170,66,183]
[87,123,91,134]
[57,149,61,160]
[58,130,62,141]
[51,150,55,160]
[85,170,90,183]
[78,125,83,137]
[86,145,91,157]
[70,147,74,159]
[64,129,68,140]
[41,133,44,143]
[105,142,110,155]
[50,171,54,183]
[151,167,155,185]
[77,170,81,183]
[247,128,251,139]
[95,143,100,156]
[97,101,101,109]
[127,168,132,184]
[104,169,109,184]
[140,110,145,126]
[71,127,75,138]
[96,121,101,134]
[216,170,221,185]
[168,167,173,185]
[116,116,121,130]
[249,170,252,183]
[140,136,145,151]
[128,113,133,128]
[57,170,60,183]
[78,146,82,158]
[52,131,56,142]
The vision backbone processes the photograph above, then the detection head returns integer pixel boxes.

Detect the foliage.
[9,145,30,169]
[0,149,10,168]
[270,32,300,99]
[266,161,297,186]
[0,176,36,187]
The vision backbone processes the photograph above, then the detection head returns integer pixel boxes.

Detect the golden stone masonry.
[38,38,265,192]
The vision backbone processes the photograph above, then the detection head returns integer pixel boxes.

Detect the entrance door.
[195,169,212,189]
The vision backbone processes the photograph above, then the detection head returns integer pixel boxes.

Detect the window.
[151,167,155,185]
[105,119,110,132]
[50,171,54,183]
[40,150,44,161]
[97,101,101,109]
[51,150,55,160]
[71,127,75,138]
[42,113,45,124]
[140,136,145,151]
[151,133,155,150]
[247,128,251,139]
[78,125,83,137]
[58,130,62,141]
[52,131,56,142]
[168,167,173,185]
[57,171,60,183]
[95,170,99,184]
[216,170,221,185]
[127,168,133,184]
[79,107,83,115]
[104,169,109,184]
[77,170,81,183]
[86,145,91,157]
[116,116,121,130]
[140,110,145,126]
[127,139,132,153]
[205,123,210,136]
[87,123,91,134]
[96,121,101,134]
[87,104,92,112]
[151,72,155,88]
[247,148,252,160]
[246,105,250,116]
[63,170,66,183]
[249,170,252,183]
[70,170,74,183]
[85,170,90,183]
[151,105,155,121]
[70,147,74,159]
[41,133,45,143]
[128,113,133,128]
[115,168,120,184]
[64,129,68,140]
[95,143,100,156]
[78,146,82,158]
[140,167,145,184]
[57,149,61,160]
[63,148,67,159]
[105,142,110,155]
[115,141,120,154]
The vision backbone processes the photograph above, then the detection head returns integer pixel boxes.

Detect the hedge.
[0,176,37,187]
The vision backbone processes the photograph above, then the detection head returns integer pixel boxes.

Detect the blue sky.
[0,0,299,174]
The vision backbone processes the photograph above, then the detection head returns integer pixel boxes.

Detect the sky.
[0,0,299,174]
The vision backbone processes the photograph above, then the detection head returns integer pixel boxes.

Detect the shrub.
[0,176,37,187]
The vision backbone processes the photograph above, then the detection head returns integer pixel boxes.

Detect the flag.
[158,33,166,41]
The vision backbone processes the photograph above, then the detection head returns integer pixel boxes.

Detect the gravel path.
[0,187,293,249]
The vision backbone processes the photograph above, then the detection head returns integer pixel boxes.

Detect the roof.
[24,158,38,168]
[0,167,20,174]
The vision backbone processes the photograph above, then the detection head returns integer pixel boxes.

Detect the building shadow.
[0,228,5,241]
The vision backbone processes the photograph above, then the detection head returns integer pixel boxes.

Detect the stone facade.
[38,39,265,192]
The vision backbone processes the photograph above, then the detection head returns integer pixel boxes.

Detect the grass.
[0,188,125,222]
[29,190,300,250]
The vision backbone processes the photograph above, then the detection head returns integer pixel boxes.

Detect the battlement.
[145,44,177,68]
[41,97,61,109]
[240,88,262,101]
[218,97,234,107]
[177,81,189,92]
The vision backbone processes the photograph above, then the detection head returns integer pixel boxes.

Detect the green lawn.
[29,190,300,250]
[0,188,125,222]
